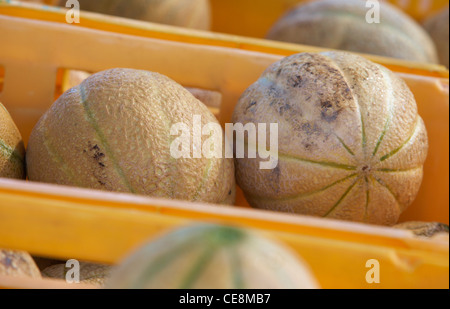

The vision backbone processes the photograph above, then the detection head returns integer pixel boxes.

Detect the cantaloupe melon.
[59,0,211,30]
[42,262,112,287]
[394,221,449,237]
[105,224,320,289]
[423,6,449,68]
[26,68,235,205]
[232,51,428,226]
[266,0,438,63]
[0,102,25,179]
[0,249,41,278]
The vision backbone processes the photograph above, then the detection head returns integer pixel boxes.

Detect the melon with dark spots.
[232,51,428,226]
[423,6,449,68]
[61,0,211,30]
[26,68,235,205]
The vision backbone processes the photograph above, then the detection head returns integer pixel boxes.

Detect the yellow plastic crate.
[0,1,448,79]
[0,2,448,289]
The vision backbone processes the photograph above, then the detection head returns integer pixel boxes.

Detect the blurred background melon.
[266,0,438,63]
[423,6,449,67]
[57,0,212,30]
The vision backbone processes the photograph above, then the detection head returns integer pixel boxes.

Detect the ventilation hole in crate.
[185,86,222,118]
[54,68,93,100]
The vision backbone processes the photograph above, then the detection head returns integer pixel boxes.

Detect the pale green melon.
[105,224,320,289]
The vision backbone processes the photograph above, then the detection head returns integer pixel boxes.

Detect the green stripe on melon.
[0,138,24,164]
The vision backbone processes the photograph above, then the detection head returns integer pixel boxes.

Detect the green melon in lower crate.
[42,262,112,287]
[105,224,320,289]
